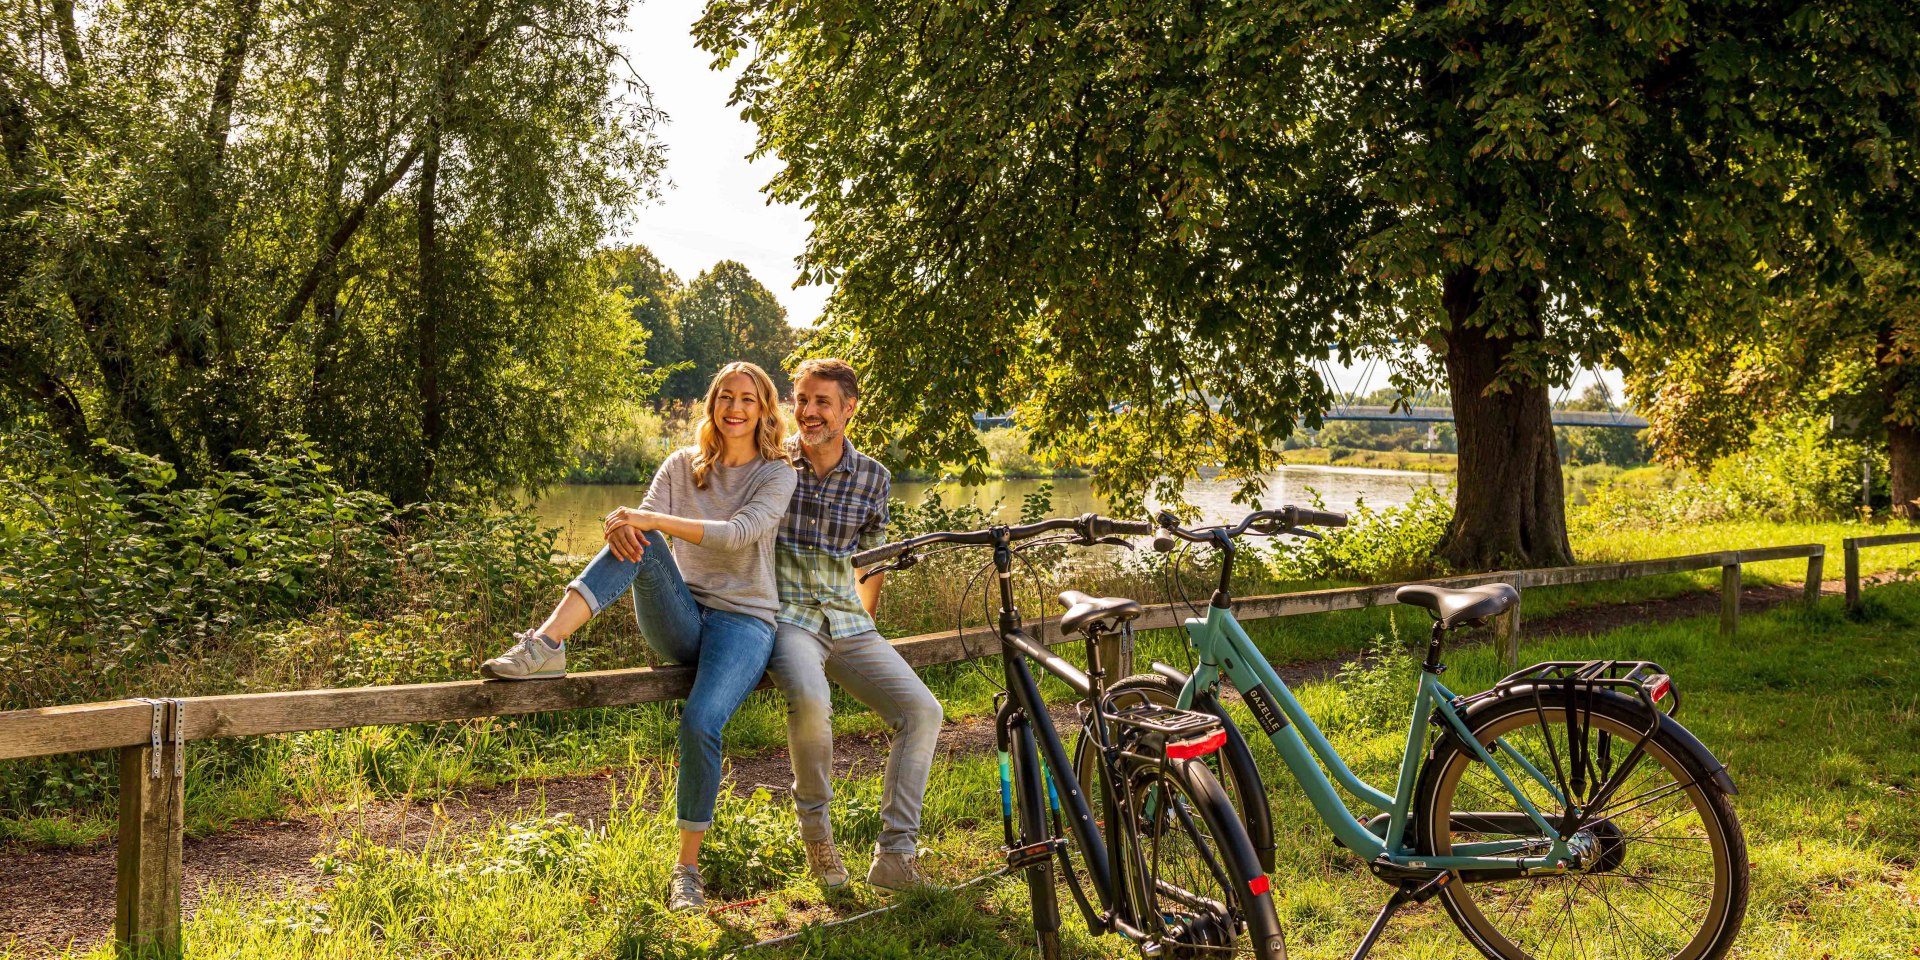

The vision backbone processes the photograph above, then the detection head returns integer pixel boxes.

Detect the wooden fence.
[1842,531,1920,608]
[0,543,1826,958]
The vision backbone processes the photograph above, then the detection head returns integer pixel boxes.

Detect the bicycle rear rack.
[1489,659,1680,719]
[1105,701,1226,760]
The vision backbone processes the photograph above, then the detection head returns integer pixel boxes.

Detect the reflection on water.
[529,466,1446,557]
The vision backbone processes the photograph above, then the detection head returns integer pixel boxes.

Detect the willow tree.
[700,0,1920,567]
[0,0,661,503]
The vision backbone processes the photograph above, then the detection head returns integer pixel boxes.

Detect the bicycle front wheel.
[1414,692,1747,960]
[1119,754,1288,960]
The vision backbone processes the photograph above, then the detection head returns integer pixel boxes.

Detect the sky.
[614,0,831,325]
[611,1,1629,404]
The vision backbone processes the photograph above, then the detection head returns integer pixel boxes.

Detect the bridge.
[973,406,1648,430]
[974,362,1648,430]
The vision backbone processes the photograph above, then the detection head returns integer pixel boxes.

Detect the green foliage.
[699,787,806,893]
[696,0,1920,561]
[0,0,663,504]
[1573,418,1876,534]
[672,260,802,396]
[1266,486,1455,583]
[1325,635,1420,735]
[0,434,564,813]
[975,428,1084,479]
[567,402,676,484]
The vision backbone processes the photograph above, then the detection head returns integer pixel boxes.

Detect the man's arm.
[856,568,884,618]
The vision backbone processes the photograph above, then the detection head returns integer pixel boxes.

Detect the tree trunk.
[1437,270,1575,570]
[1875,321,1920,522]
[1889,421,1920,521]
[405,119,445,505]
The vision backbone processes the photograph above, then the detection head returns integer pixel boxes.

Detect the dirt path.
[0,574,1896,957]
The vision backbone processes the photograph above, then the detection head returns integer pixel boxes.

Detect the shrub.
[1263,485,1455,583]
[1570,416,1874,535]
[567,403,677,484]
[977,426,1084,478]
[0,433,567,814]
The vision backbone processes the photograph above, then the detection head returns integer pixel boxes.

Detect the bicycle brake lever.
[858,552,917,582]
[1284,526,1323,540]
[1090,536,1133,549]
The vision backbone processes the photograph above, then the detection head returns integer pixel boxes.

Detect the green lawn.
[18,582,1918,960]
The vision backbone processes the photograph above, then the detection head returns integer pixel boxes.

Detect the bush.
[567,403,677,484]
[0,435,561,693]
[977,426,1084,478]
[1263,485,1454,583]
[1571,416,1874,535]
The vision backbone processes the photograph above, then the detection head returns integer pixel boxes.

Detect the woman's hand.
[602,507,654,561]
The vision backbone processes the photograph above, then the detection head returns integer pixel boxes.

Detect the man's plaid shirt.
[776,437,891,640]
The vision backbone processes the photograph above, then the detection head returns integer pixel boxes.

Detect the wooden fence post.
[115,702,183,960]
[1803,547,1825,603]
[1496,594,1523,669]
[1720,564,1741,637]
[1844,538,1862,609]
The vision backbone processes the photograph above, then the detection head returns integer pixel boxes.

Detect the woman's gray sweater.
[638,447,797,625]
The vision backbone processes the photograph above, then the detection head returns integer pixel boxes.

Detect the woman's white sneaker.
[479,630,566,680]
[667,863,706,913]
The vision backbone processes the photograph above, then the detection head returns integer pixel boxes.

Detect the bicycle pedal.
[1003,837,1065,870]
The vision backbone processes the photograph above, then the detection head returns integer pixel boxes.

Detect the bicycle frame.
[1171,603,1585,872]
[989,538,1154,940]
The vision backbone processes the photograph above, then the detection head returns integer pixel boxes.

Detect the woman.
[479,361,798,913]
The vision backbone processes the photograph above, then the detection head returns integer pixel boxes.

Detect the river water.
[530,466,1447,556]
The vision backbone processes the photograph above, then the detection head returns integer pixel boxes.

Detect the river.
[529,465,1447,556]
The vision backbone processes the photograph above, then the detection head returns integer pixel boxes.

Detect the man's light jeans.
[768,622,943,854]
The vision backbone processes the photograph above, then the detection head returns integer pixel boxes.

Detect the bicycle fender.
[1151,662,1279,873]
[1452,685,1737,796]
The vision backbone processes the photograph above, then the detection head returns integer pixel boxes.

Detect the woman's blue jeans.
[567,530,774,832]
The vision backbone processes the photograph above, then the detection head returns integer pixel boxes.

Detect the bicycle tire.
[1413,690,1748,960]
[1112,753,1288,960]
[1083,673,1273,869]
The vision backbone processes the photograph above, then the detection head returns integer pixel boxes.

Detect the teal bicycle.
[1071,507,1748,960]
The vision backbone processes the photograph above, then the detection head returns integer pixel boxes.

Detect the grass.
[13,581,1918,959]
[1282,447,1458,473]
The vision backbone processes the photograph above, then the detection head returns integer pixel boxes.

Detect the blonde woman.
[480,361,798,912]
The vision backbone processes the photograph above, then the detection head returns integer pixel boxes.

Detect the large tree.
[603,244,695,399]
[672,260,799,395]
[0,0,662,503]
[700,0,1920,567]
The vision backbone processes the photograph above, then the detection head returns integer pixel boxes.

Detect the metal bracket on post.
[170,699,186,777]
[135,699,166,778]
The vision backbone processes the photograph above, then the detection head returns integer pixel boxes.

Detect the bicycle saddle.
[1395,583,1519,629]
[1058,590,1143,636]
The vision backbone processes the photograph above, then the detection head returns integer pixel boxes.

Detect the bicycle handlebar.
[850,513,1155,569]
[1152,505,1349,551]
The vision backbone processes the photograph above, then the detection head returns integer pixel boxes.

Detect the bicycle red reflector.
[1166,730,1227,759]
[1649,677,1672,702]
[1248,875,1271,896]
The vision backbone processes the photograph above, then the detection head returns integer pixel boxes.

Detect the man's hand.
[603,507,651,562]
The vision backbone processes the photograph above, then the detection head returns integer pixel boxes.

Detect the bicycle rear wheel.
[1117,754,1288,960]
[1414,692,1747,960]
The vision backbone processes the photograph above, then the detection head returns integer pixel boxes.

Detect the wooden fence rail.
[0,542,1825,958]
[1842,531,1920,609]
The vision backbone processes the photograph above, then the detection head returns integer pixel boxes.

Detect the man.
[770,357,943,893]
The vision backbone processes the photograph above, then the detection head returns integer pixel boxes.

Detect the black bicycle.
[855,514,1287,960]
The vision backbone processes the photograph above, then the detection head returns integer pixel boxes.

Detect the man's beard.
[801,421,843,446]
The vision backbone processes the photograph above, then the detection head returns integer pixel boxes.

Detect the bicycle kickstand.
[1348,872,1454,960]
